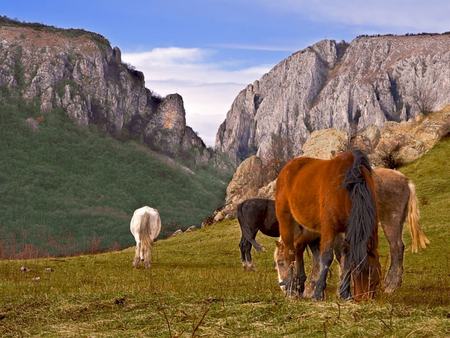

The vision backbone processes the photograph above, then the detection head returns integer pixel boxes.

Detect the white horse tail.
[407,181,430,253]
[139,212,152,259]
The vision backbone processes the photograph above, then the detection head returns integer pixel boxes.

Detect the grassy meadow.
[0,138,449,337]
[0,95,228,257]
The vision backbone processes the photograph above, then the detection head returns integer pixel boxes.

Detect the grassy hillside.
[0,95,228,257]
[0,138,448,336]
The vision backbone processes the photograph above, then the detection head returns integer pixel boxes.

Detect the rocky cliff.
[217,106,449,218]
[0,17,211,165]
[216,34,450,163]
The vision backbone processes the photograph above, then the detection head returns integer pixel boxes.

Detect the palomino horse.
[130,206,161,268]
[275,150,381,301]
[274,167,429,296]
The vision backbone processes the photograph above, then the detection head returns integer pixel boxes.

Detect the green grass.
[0,96,228,257]
[0,138,448,336]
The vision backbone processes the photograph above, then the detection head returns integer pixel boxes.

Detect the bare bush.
[264,132,294,182]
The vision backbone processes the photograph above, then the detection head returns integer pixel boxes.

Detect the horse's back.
[238,199,279,237]
[276,153,355,231]
[130,206,161,241]
[374,168,410,225]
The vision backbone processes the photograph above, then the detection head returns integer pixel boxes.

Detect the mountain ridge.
[0,16,214,167]
[216,33,450,163]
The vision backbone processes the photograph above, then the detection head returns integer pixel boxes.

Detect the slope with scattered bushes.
[0,95,228,257]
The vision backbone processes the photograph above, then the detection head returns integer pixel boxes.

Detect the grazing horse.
[275,167,430,297]
[237,198,279,270]
[275,150,381,301]
[130,206,161,268]
[364,168,429,292]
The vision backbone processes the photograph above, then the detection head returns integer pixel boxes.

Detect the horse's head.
[352,251,381,301]
[274,240,295,293]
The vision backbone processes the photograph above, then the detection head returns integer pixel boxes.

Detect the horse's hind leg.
[239,237,254,270]
[239,236,246,266]
[382,219,405,293]
[312,231,335,301]
[143,241,153,269]
[133,242,141,268]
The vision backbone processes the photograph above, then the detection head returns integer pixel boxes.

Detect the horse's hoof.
[303,285,315,299]
[339,293,352,301]
[242,262,255,271]
[383,279,401,294]
[285,291,301,299]
[312,292,325,301]
[383,285,396,294]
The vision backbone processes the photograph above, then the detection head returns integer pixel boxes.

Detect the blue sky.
[1,0,449,145]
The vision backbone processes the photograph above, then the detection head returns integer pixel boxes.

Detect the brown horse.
[275,167,430,298]
[275,150,381,301]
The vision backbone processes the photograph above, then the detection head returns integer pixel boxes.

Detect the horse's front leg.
[304,238,320,298]
[333,235,352,300]
[338,255,352,300]
[293,243,308,297]
[143,241,153,269]
[312,233,335,301]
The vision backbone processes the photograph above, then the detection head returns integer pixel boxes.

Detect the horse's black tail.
[343,150,377,273]
[237,203,263,252]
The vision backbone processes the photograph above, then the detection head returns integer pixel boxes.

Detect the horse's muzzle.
[279,280,288,287]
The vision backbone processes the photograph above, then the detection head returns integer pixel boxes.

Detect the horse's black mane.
[343,150,377,273]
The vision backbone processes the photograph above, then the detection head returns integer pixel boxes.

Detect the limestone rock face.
[221,107,449,217]
[216,34,450,164]
[0,19,210,165]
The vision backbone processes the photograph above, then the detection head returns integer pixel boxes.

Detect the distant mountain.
[216,33,450,163]
[0,16,214,167]
[0,17,230,257]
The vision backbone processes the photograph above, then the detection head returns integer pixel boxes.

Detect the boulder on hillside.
[171,229,183,237]
[184,225,197,232]
[301,129,349,159]
[223,155,265,216]
[369,107,450,167]
[257,179,276,200]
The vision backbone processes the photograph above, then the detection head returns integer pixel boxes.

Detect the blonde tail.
[139,213,152,259]
[407,182,430,253]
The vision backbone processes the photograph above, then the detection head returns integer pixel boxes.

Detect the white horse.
[130,206,161,268]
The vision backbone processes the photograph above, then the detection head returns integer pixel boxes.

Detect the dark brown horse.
[237,198,279,270]
[275,150,381,301]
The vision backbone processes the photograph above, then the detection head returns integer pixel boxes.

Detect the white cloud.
[122,47,271,146]
[261,0,450,32]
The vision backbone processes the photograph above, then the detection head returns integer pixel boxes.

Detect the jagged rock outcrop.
[216,34,450,163]
[221,107,449,217]
[0,17,210,165]
[223,155,265,216]
[366,106,450,167]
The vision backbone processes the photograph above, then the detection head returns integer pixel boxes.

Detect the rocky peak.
[0,17,212,166]
[216,33,450,164]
